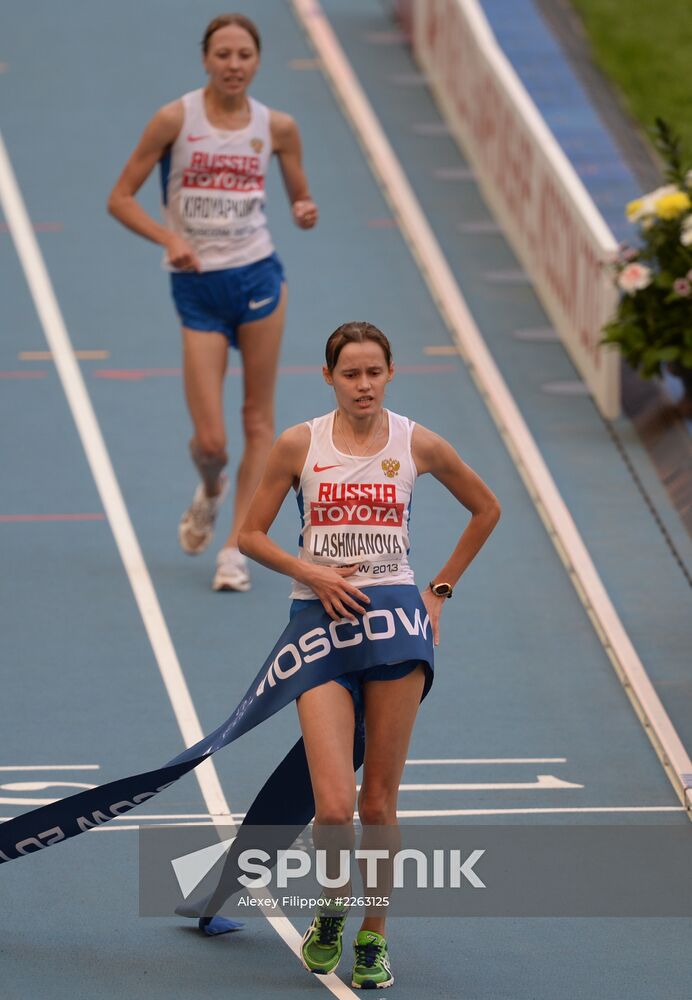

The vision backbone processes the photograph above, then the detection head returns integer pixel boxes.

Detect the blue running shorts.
[170,252,285,348]
[289,599,422,707]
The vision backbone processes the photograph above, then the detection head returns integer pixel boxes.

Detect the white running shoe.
[178,474,229,555]
[212,546,251,592]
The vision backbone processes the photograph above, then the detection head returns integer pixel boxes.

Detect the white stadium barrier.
[411,0,621,419]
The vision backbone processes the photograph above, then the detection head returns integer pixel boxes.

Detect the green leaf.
[656,346,681,362]
[601,322,648,353]
[652,118,687,186]
[642,348,664,376]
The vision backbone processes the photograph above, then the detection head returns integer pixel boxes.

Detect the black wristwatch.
[429,581,453,599]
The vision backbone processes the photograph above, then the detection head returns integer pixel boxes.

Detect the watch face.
[432,583,452,597]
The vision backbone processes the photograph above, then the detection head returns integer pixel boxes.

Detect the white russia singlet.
[161,90,274,271]
[291,410,418,600]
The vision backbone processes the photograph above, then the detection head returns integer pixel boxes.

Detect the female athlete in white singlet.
[108,14,317,592]
[239,322,500,988]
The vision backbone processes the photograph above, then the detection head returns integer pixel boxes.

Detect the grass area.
[570,0,692,166]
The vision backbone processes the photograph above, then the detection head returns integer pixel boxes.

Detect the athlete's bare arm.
[412,424,501,644]
[270,110,318,230]
[107,101,201,271]
[239,424,370,620]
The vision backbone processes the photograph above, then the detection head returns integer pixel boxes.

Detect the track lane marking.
[405,758,568,765]
[0,513,105,522]
[3,806,683,829]
[19,350,110,360]
[0,765,100,771]
[394,776,583,791]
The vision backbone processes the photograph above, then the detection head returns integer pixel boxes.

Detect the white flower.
[647,183,678,201]
[681,216,692,247]
[626,197,653,223]
[617,262,653,294]
[626,185,677,223]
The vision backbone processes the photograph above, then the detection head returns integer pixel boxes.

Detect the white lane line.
[405,758,568,765]
[290,0,692,815]
[4,806,684,827]
[89,823,222,832]
[1,798,80,806]
[1,782,95,791]
[0,765,101,771]
[395,776,583,791]
[0,813,246,823]
[0,815,244,825]
[0,133,351,999]
[3,804,685,830]
[396,807,685,817]
[111,813,240,821]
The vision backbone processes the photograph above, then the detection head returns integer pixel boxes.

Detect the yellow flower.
[626,198,644,221]
[655,191,691,220]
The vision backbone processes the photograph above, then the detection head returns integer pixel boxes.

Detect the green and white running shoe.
[300,904,348,975]
[351,930,394,989]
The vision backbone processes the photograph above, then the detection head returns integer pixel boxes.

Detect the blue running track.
[1,2,690,998]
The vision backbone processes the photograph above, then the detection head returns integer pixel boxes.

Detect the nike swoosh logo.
[248,296,274,310]
[313,463,342,473]
[187,134,209,142]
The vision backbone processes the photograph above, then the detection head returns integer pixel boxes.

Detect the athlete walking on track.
[108,13,318,591]
[239,321,500,988]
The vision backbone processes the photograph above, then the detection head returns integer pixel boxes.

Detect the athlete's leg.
[297,678,357,833]
[178,327,231,556]
[221,283,287,549]
[182,326,229,494]
[358,665,427,937]
[297,680,356,975]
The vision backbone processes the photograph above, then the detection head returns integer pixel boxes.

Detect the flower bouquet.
[602,120,692,397]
